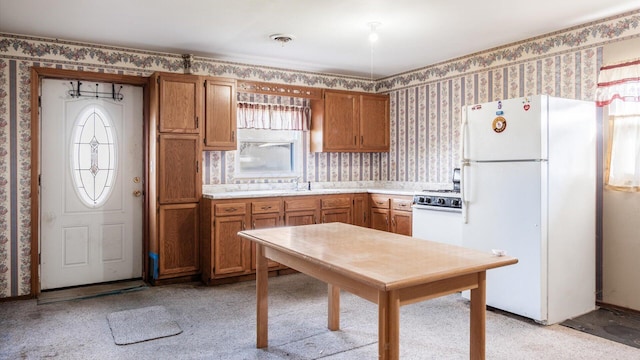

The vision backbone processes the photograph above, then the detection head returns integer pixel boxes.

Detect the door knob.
[133,190,142,197]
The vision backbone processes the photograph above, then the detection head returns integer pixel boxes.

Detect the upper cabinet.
[311,89,389,152]
[203,78,237,151]
[157,73,202,133]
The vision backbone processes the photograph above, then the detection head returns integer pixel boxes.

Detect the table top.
[238,222,518,291]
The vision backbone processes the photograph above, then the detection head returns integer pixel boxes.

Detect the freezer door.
[463,96,547,161]
[461,161,546,322]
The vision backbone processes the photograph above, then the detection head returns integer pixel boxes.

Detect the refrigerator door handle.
[461,160,469,224]
[460,106,469,224]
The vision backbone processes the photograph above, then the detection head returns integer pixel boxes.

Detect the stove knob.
[425,198,431,204]
[451,199,460,207]
[437,198,445,205]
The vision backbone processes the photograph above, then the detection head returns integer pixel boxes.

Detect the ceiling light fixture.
[368,22,381,44]
[270,34,294,47]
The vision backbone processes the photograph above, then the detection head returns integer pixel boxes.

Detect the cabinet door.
[158,134,200,204]
[285,210,318,226]
[213,215,248,276]
[321,208,351,224]
[360,94,390,152]
[158,203,200,278]
[250,212,282,270]
[158,73,201,133]
[392,210,412,236]
[323,91,359,151]
[352,193,369,227]
[370,208,390,232]
[203,78,237,150]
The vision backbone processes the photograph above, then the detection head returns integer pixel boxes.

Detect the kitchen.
[1,1,640,358]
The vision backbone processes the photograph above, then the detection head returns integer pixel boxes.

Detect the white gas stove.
[412,170,463,246]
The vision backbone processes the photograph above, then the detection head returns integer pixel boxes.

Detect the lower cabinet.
[201,199,251,283]
[250,199,283,270]
[283,197,320,226]
[158,203,200,279]
[321,196,352,224]
[201,192,409,285]
[391,197,413,236]
[370,194,413,235]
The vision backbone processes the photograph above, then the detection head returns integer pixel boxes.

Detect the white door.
[40,79,143,290]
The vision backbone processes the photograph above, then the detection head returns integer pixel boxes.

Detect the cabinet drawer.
[214,202,246,216]
[252,200,281,214]
[370,195,390,209]
[321,196,351,209]
[284,197,319,211]
[392,198,413,211]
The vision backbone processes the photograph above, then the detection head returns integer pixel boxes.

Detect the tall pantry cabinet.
[150,72,202,281]
[149,72,238,282]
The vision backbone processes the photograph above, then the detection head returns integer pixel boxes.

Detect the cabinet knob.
[133,190,142,197]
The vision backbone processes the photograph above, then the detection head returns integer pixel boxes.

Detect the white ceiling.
[1,0,638,79]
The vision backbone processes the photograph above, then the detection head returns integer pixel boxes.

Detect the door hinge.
[38,253,41,265]
[38,174,41,186]
[196,116,199,128]
[38,95,42,108]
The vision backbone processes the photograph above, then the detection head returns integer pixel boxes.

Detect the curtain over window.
[595,59,640,191]
[237,102,310,131]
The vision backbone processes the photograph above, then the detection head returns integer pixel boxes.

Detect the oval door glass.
[70,105,117,207]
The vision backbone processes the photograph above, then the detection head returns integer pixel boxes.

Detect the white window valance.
[237,102,310,131]
[595,59,640,108]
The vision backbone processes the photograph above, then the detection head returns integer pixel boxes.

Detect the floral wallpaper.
[0,9,639,298]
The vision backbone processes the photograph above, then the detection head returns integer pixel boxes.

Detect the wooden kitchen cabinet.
[149,72,203,282]
[156,73,201,134]
[321,195,352,224]
[369,194,413,235]
[250,199,283,270]
[203,77,237,151]
[201,199,251,283]
[158,134,201,204]
[284,197,320,226]
[158,203,200,278]
[310,89,389,152]
[370,194,391,231]
[352,193,369,227]
[391,197,413,236]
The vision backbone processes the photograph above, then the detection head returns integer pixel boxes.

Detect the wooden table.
[238,222,517,360]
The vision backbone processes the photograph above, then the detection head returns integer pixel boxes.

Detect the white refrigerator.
[460,95,596,325]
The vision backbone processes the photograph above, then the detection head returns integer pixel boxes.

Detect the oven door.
[412,205,462,246]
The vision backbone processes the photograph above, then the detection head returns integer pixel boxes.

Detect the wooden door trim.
[30,67,150,297]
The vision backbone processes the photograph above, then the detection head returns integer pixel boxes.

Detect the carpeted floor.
[1,273,639,359]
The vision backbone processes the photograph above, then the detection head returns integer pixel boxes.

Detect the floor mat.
[561,307,640,349]
[107,305,182,345]
[38,280,147,305]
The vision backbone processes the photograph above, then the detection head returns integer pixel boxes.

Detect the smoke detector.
[270,34,295,46]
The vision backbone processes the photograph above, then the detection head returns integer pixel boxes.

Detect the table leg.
[256,244,268,348]
[470,271,486,360]
[328,284,340,330]
[378,290,400,360]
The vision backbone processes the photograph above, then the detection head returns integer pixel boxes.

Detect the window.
[235,129,302,179]
[596,60,640,191]
[70,105,117,207]
[605,103,640,191]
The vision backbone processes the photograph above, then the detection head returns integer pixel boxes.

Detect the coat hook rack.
[68,81,124,101]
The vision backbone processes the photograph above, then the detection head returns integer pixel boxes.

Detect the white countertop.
[203,188,417,200]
